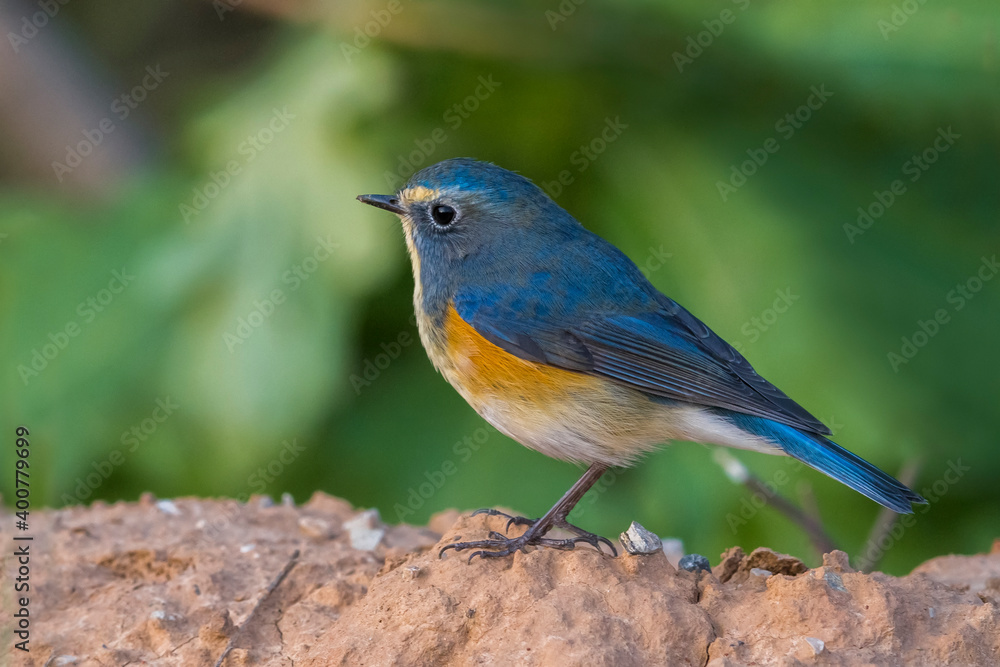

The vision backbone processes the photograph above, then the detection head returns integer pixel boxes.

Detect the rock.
[620,520,662,554]
[155,499,180,516]
[297,516,332,539]
[805,636,826,654]
[678,553,712,573]
[343,508,385,551]
[911,539,1000,594]
[7,493,1000,666]
[715,546,808,585]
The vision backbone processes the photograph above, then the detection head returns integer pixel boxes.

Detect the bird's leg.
[440,463,617,560]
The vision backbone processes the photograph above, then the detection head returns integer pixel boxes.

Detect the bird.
[357,157,926,560]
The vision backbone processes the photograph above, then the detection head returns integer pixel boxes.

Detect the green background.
[2,0,997,574]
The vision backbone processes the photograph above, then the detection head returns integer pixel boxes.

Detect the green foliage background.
[2,0,997,574]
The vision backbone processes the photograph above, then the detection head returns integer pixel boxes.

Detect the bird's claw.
[439,509,617,560]
[470,508,537,534]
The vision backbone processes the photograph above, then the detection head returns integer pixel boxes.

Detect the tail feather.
[781,432,926,513]
[722,412,927,513]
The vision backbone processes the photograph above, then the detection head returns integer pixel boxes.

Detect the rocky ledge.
[6,493,999,666]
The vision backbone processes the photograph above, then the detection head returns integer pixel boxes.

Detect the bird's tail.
[722,412,927,513]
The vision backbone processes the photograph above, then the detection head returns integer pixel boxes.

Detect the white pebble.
[620,521,662,555]
[344,509,385,551]
[156,500,180,516]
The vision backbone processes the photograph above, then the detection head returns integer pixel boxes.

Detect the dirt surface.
[3,492,999,666]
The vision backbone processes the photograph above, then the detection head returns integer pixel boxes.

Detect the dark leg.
[440,463,617,560]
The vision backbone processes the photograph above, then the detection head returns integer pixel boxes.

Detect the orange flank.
[432,303,679,466]
[442,304,597,406]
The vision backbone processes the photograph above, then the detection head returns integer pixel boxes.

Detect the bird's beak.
[357,194,406,215]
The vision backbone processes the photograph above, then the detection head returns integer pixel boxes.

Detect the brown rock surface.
[3,493,998,666]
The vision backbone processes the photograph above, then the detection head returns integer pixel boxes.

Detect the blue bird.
[358,158,926,559]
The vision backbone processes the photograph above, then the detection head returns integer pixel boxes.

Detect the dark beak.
[357,194,406,215]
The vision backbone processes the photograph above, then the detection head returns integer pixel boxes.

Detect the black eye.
[431,204,456,226]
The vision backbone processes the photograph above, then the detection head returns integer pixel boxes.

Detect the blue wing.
[454,284,832,437]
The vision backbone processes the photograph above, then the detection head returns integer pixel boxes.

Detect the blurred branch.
[797,479,823,527]
[856,460,922,573]
[0,1,153,195]
[715,449,837,556]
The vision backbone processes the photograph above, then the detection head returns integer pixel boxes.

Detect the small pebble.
[298,516,332,539]
[344,509,386,551]
[678,553,711,573]
[53,656,79,666]
[258,496,274,508]
[151,610,181,623]
[155,500,180,516]
[750,567,773,579]
[805,637,825,654]
[620,521,662,555]
[405,566,420,580]
[282,492,295,507]
[240,543,256,553]
[824,571,848,592]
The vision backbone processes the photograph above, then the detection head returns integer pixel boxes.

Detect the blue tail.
[721,412,927,513]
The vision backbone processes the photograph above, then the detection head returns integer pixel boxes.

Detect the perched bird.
[358,158,925,559]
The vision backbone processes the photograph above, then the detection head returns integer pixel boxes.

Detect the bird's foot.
[469,508,536,532]
[440,509,617,560]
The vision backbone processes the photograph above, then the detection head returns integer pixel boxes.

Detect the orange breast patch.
[442,305,596,405]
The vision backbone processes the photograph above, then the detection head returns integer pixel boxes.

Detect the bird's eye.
[431,204,456,226]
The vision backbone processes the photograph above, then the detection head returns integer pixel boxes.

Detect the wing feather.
[455,291,831,436]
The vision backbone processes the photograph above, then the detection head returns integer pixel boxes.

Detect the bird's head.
[358,158,579,284]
